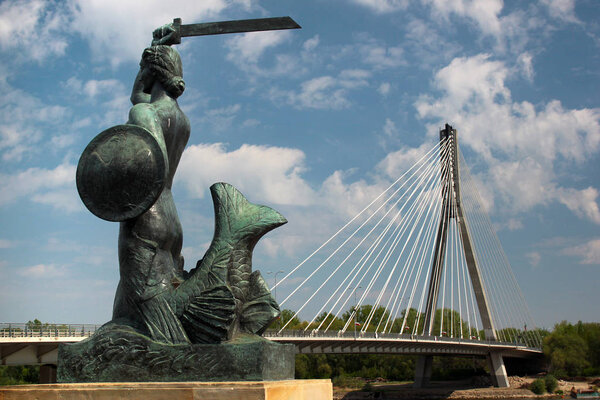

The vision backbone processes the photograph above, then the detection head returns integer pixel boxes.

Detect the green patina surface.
[58,326,294,382]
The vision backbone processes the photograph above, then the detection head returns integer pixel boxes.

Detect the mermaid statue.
[63,23,292,383]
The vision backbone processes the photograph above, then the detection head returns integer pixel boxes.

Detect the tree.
[342,305,390,332]
[312,312,344,331]
[544,321,591,377]
[0,366,39,386]
[268,309,301,330]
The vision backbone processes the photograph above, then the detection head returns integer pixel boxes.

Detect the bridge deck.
[0,325,541,366]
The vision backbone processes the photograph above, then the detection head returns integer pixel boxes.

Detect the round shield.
[76,124,167,222]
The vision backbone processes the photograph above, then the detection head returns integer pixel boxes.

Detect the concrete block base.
[0,380,332,400]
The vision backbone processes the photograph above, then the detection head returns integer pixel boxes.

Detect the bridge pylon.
[414,124,509,388]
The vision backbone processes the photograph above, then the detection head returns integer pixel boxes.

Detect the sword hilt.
[172,18,182,45]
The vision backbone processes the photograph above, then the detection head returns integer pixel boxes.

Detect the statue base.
[57,326,295,383]
[0,380,333,400]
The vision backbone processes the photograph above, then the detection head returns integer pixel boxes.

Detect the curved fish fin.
[181,284,236,344]
[239,270,280,335]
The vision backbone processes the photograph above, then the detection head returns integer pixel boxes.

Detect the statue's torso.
[114,97,190,322]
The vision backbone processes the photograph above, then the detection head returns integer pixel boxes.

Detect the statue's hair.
[141,45,185,98]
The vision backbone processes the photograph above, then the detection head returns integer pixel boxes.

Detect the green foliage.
[23,319,70,335]
[312,312,344,331]
[543,321,598,377]
[331,376,364,388]
[530,378,546,394]
[269,309,301,330]
[431,356,487,380]
[397,308,424,334]
[0,366,39,386]
[342,305,389,332]
[295,353,416,381]
[544,374,558,393]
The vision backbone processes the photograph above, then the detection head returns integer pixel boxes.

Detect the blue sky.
[0,0,598,329]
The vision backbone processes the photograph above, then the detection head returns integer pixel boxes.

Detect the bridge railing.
[263,329,532,348]
[0,323,100,338]
[0,323,536,350]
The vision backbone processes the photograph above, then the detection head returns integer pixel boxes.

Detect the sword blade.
[179,16,301,38]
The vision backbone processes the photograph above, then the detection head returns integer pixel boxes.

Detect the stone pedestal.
[0,380,332,400]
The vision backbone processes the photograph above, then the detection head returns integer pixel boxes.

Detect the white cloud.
[303,35,320,52]
[242,118,260,128]
[556,187,600,225]
[83,79,124,99]
[376,141,436,180]
[68,0,253,67]
[415,54,600,221]
[17,264,65,278]
[201,104,241,132]
[44,237,116,268]
[225,30,302,78]
[320,170,389,219]
[525,251,541,267]
[383,118,398,137]
[273,69,371,110]
[517,52,534,81]
[416,0,549,55]
[0,0,68,62]
[540,0,579,23]
[340,34,406,70]
[403,18,461,66]
[350,0,409,13]
[502,218,524,231]
[0,76,70,161]
[226,30,292,64]
[355,37,406,69]
[0,239,16,249]
[0,162,80,212]
[177,143,316,206]
[422,0,503,37]
[50,133,76,149]
[378,82,391,96]
[562,238,600,265]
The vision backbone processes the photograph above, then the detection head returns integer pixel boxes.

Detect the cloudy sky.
[0,0,598,329]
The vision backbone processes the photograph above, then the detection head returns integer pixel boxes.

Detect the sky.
[0,0,598,330]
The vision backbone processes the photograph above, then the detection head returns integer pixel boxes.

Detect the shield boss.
[76,124,167,222]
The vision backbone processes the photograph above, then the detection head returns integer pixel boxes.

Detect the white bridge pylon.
[273,124,541,351]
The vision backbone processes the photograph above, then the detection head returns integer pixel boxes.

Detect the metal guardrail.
[263,329,537,349]
[0,323,100,338]
[0,323,541,352]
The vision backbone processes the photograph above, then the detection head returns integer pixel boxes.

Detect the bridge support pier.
[39,364,57,384]
[413,355,433,388]
[414,353,509,388]
[488,352,509,388]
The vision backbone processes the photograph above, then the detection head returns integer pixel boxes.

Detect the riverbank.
[333,376,600,400]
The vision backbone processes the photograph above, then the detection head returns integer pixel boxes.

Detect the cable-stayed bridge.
[0,125,542,386]
[269,123,542,386]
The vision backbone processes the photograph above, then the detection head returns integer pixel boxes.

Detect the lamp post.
[353,286,361,339]
[267,270,285,303]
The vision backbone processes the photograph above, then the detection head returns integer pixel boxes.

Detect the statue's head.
[140,45,185,98]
